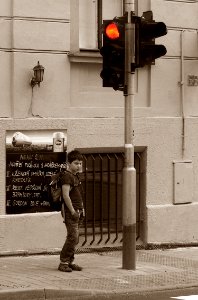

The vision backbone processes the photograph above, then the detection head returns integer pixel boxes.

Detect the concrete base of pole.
[122,224,136,270]
[122,145,136,270]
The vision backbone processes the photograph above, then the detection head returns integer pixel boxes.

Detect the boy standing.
[58,150,84,272]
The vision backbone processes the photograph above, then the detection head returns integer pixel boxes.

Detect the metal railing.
[79,152,141,248]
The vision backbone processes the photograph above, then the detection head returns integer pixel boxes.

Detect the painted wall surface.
[0,0,197,253]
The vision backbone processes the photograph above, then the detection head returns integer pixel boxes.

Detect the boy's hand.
[71,211,79,221]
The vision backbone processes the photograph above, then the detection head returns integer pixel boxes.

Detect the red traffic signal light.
[100,17,126,91]
[105,23,120,39]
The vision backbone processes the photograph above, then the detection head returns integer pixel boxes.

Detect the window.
[79,0,123,50]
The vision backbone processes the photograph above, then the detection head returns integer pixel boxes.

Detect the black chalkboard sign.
[6,152,66,214]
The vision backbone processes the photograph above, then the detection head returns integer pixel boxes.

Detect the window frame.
[69,0,124,63]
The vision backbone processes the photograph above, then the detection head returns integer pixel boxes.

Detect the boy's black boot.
[58,262,72,272]
[69,263,82,271]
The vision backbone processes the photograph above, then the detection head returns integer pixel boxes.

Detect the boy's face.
[68,159,82,174]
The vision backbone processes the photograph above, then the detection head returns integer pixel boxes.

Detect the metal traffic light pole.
[122,1,136,270]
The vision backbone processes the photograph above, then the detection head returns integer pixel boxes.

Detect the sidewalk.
[0,247,198,299]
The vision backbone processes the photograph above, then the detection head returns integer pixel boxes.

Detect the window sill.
[68,50,102,64]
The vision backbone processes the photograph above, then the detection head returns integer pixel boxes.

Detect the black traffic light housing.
[133,11,167,69]
[100,16,126,91]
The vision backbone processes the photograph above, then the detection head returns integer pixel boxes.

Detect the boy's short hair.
[67,150,83,163]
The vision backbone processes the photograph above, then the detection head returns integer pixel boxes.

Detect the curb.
[0,288,104,300]
[0,284,198,300]
[0,289,45,300]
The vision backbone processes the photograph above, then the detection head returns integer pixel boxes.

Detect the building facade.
[0,0,198,254]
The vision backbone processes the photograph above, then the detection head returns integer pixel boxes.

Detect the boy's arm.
[62,184,75,215]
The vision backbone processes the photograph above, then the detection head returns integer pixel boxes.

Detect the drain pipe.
[10,0,14,118]
[180,30,185,159]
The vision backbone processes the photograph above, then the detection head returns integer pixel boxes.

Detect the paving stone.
[0,248,197,299]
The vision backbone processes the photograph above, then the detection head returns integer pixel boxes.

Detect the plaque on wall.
[6,152,66,214]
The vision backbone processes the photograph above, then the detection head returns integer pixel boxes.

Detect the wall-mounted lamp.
[30,61,45,88]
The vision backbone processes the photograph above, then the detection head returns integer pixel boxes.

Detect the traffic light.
[134,11,167,69]
[100,16,126,91]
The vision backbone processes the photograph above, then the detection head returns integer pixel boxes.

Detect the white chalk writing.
[12,177,31,183]
[25,184,42,191]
